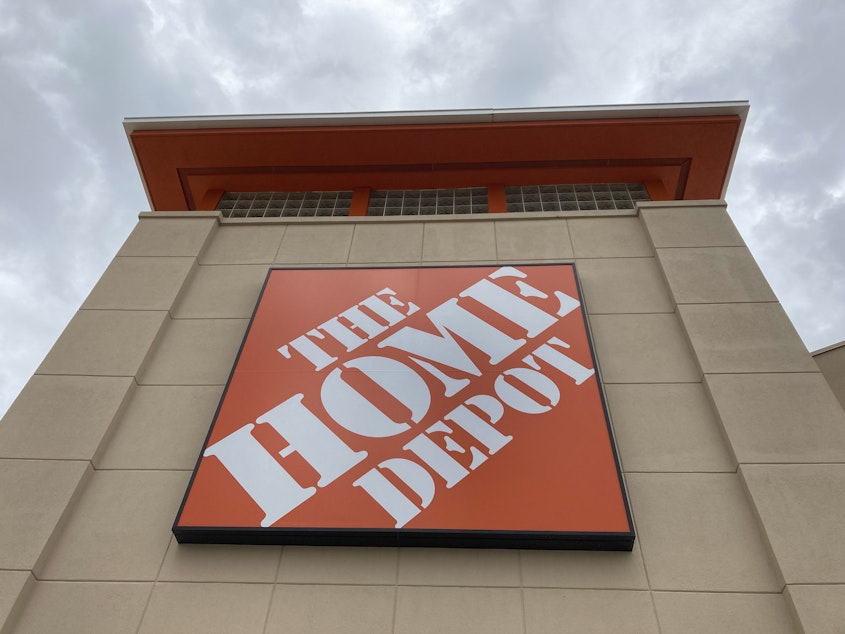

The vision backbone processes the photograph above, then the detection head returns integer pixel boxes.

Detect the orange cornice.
[125,104,747,211]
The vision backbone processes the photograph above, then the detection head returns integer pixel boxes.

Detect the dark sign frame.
[173,264,635,551]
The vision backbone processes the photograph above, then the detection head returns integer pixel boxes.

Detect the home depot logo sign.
[175,265,633,549]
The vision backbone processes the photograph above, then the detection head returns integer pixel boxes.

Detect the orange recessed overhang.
[124,102,748,211]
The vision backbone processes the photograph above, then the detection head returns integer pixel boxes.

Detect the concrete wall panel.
[5,207,838,633]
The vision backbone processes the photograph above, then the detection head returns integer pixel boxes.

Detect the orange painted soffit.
[128,115,743,211]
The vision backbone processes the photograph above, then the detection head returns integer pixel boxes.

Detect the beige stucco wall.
[814,342,845,411]
[2,202,844,633]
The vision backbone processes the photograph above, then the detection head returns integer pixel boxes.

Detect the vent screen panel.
[505,183,649,212]
[367,188,489,216]
[217,191,353,218]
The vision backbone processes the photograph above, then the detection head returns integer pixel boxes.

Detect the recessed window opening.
[217,191,353,218]
[367,188,489,216]
[505,183,649,212]
[217,183,650,218]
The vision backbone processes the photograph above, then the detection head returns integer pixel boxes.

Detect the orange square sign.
[174,264,634,549]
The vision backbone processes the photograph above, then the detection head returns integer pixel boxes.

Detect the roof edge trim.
[123,101,749,133]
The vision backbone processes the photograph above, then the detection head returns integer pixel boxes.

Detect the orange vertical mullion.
[487,184,507,213]
[349,187,371,216]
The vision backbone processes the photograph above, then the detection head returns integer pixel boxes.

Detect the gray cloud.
[2,0,844,415]
[639,1,845,350]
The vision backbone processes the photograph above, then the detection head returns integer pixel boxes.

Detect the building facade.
[1,103,845,632]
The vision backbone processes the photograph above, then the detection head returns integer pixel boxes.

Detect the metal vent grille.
[505,183,649,212]
[217,191,353,218]
[367,188,489,216]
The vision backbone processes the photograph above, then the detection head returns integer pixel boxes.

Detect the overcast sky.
[1,0,844,417]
